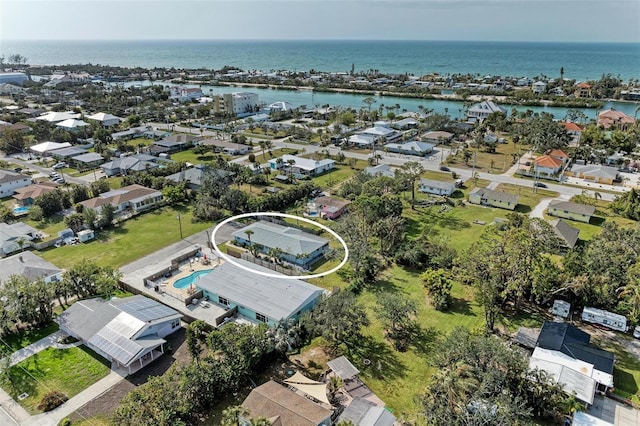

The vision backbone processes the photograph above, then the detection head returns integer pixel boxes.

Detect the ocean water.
[1,40,639,81]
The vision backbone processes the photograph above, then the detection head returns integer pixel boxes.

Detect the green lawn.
[591,339,640,405]
[23,215,69,243]
[445,141,527,174]
[37,205,213,269]
[494,183,559,213]
[1,346,111,414]
[169,149,231,165]
[1,322,60,352]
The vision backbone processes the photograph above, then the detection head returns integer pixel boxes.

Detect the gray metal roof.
[55,298,121,341]
[338,397,396,426]
[72,152,104,163]
[419,178,455,191]
[327,356,360,380]
[232,221,329,257]
[195,259,324,321]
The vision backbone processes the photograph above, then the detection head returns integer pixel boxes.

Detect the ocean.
[1,40,639,81]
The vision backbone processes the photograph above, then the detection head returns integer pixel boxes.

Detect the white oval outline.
[211,212,349,280]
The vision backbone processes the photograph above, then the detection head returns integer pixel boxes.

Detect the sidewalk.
[8,331,66,367]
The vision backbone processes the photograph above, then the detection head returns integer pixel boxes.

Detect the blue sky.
[1,0,639,42]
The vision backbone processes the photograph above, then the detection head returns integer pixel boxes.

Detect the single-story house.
[467,101,506,123]
[198,138,253,155]
[56,295,183,375]
[309,196,350,219]
[17,108,45,117]
[0,251,63,283]
[422,130,454,145]
[13,181,59,205]
[338,397,396,426]
[468,188,519,210]
[194,258,325,327]
[49,146,89,160]
[56,118,90,132]
[80,184,163,215]
[35,111,81,123]
[348,133,377,148]
[363,164,395,178]
[0,123,31,136]
[70,152,105,170]
[358,125,402,143]
[384,140,434,156]
[165,164,234,190]
[241,380,332,426]
[100,155,161,176]
[530,322,615,404]
[566,164,619,184]
[268,154,335,177]
[110,125,153,141]
[86,112,122,128]
[29,141,72,157]
[551,219,580,249]
[233,221,330,269]
[0,222,40,257]
[0,169,32,198]
[391,117,418,130]
[152,133,202,153]
[418,178,455,196]
[547,200,595,223]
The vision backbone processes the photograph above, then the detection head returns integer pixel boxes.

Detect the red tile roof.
[561,122,582,132]
[597,109,635,129]
[548,149,569,159]
[535,155,563,168]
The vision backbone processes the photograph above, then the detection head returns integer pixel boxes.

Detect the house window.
[255,312,268,323]
[171,320,180,328]
[218,296,229,306]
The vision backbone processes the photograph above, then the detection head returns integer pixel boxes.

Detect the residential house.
[338,397,396,426]
[13,181,59,206]
[0,251,63,284]
[547,200,595,223]
[532,81,547,94]
[574,83,592,98]
[29,141,72,157]
[560,122,583,145]
[566,164,619,185]
[418,179,456,196]
[534,155,563,177]
[309,196,350,219]
[529,322,615,405]
[165,164,234,190]
[199,138,253,155]
[268,154,335,177]
[0,123,31,137]
[466,101,507,124]
[357,125,402,143]
[100,154,162,176]
[195,258,325,327]
[468,188,519,210]
[169,86,204,102]
[56,118,90,133]
[348,133,377,148]
[384,140,434,156]
[363,164,395,178]
[241,380,332,426]
[233,221,330,269]
[70,152,105,170]
[86,112,122,128]
[49,146,88,160]
[111,125,153,141]
[268,101,293,112]
[80,184,163,215]
[152,133,202,153]
[422,130,454,145]
[597,109,635,130]
[391,117,418,130]
[0,222,40,256]
[35,111,81,123]
[551,219,580,249]
[0,169,32,198]
[56,295,183,375]
[17,108,44,117]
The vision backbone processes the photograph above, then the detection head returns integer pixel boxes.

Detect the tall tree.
[398,161,425,209]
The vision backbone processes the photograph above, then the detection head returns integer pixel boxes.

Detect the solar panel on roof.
[116,297,178,322]
[89,328,143,366]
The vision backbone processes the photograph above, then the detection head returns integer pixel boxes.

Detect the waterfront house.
[565,164,619,185]
[86,112,122,128]
[418,179,455,196]
[0,222,41,257]
[268,154,335,177]
[0,251,62,283]
[391,117,418,130]
[597,109,635,131]
[422,130,454,145]
[466,101,506,124]
[0,169,32,198]
[212,92,259,115]
[194,259,325,327]
[169,86,204,102]
[233,221,330,269]
[80,184,163,215]
[384,140,434,156]
[532,81,547,94]
[551,219,580,249]
[13,181,59,206]
[547,200,595,223]
[241,380,332,426]
[574,82,592,98]
[468,188,518,210]
[363,164,395,178]
[56,295,182,375]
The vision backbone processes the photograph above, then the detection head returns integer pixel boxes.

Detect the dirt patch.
[67,326,189,422]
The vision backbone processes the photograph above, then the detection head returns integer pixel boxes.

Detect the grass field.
[1,346,111,414]
[37,204,213,269]
[493,183,559,213]
[592,338,640,405]
[1,322,60,352]
[445,141,527,174]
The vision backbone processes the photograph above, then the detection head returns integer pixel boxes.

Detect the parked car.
[534,182,547,188]
[633,326,640,339]
[49,172,59,178]
[439,166,450,172]
[53,177,65,184]
[52,162,67,170]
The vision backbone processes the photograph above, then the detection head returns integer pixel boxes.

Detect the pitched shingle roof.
[548,200,596,217]
[552,219,580,248]
[470,188,519,204]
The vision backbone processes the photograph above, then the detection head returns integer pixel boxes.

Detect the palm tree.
[286,158,296,180]
[244,229,254,248]
[221,405,249,426]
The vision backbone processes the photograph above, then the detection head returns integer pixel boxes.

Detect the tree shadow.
[514,204,532,214]
[447,297,474,316]
[589,216,606,226]
[407,324,439,355]
[367,278,401,295]
[347,335,407,381]
[432,212,470,231]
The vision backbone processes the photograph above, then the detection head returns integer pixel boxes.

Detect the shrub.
[37,390,68,412]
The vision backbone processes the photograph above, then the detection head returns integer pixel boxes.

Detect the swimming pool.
[172,269,213,289]
[13,206,29,215]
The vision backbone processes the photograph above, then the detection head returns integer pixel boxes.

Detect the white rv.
[552,300,571,318]
[581,307,627,332]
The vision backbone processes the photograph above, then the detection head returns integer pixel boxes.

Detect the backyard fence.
[240,252,299,276]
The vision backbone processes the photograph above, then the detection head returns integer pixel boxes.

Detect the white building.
[169,86,204,102]
[418,179,455,196]
[35,111,81,123]
[86,112,122,128]
[532,81,547,94]
[268,154,335,176]
[0,169,32,198]
[213,92,259,116]
[467,101,506,124]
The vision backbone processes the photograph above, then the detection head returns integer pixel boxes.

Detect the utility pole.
[176,213,183,239]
